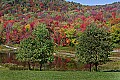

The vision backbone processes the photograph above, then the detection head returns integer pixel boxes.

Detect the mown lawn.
[0,70,120,80]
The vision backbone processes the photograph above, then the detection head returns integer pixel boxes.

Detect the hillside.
[0,0,120,47]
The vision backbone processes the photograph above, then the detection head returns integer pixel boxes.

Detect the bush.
[66,59,77,70]
[2,63,28,70]
[2,63,17,68]
[9,66,28,70]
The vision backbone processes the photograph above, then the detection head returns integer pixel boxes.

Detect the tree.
[76,24,113,71]
[65,28,76,46]
[111,23,120,48]
[16,23,54,71]
[16,37,34,70]
[32,23,54,71]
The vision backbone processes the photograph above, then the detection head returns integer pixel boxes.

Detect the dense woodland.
[0,0,119,46]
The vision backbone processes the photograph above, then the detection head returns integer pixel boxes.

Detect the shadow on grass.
[103,70,120,72]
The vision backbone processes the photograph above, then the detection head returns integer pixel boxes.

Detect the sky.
[66,0,120,5]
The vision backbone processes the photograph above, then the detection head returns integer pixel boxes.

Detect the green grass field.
[0,70,120,80]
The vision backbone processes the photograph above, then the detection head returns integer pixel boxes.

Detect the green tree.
[16,37,34,70]
[16,23,54,71]
[32,23,54,71]
[111,23,120,48]
[76,24,113,71]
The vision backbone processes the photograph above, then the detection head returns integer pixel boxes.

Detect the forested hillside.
[0,0,119,47]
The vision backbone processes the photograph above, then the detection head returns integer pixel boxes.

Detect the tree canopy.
[76,24,113,71]
[16,23,54,70]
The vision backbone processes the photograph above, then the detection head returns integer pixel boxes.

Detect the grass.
[99,52,120,71]
[99,60,120,71]
[0,70,120,80]
[54,46,75,53]
[110,52,120,57]
[0,65,9,70]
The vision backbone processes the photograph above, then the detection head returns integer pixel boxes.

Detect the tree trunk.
[89,63,92,72]
[28,62,31,70]
[40,63,42,71]
[95,55,98,71]
[95,62,98,71]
